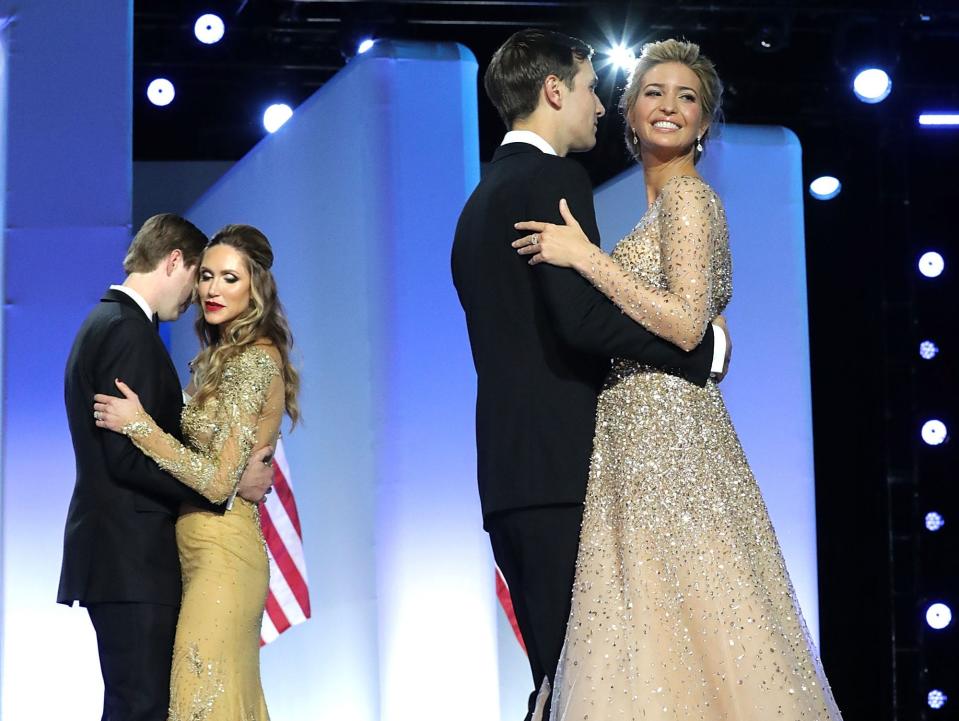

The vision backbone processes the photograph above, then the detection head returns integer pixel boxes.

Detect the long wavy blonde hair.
[191,224,301,426]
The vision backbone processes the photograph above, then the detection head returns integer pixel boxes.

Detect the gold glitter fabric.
[549,177,843,720]
[124,344,284,721]
[123,345,283,505]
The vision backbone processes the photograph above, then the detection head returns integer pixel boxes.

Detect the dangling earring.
[632,128,639,145]
[696,136,704,153]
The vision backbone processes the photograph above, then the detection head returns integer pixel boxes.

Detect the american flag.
[495,565,526,652]
[259,438,311,644]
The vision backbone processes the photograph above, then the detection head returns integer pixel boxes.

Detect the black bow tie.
[152,313,160,330]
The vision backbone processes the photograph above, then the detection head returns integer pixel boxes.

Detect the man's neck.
[511,119,567,157]
[121,274,159,314]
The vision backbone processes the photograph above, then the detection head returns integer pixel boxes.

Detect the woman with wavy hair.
[514,39,842,719]
[94,224,300,721]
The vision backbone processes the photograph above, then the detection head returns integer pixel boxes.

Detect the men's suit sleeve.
[94,319,219,507]
[525,160,714,386]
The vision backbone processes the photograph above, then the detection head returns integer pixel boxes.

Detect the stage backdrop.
[165,41,499,721]
[593,125,819,639]
[0,1,132,719]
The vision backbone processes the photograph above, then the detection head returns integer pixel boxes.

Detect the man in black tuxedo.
[58,214,275,721]
[451,30,730,720]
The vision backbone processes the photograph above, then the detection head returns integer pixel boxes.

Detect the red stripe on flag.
[261,589,291,648]
[271,464,303,537]
[260,502,312,616]
[495,566,526,653]
[258,438,310,645]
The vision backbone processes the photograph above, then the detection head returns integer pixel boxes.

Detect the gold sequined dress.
[123,344,284,721]
[549,176,842,720]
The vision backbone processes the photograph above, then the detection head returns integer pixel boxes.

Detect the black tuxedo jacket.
[452,143,715,524]
[58,289,217,606]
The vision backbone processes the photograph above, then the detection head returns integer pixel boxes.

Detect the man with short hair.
[58,213,275,721]
[451,30,730,720]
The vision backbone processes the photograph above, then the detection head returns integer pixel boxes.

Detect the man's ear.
[166,248,183,275]
[543,74,564,110]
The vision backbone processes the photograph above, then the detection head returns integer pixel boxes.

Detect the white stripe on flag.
[261,611,279,645]
[259,437,311,644]
[266,554,308,625]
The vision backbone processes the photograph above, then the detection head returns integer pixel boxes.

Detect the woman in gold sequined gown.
[515,40,843,720]
[95,225,301,721]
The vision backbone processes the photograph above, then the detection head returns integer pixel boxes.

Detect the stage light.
[919,114,959,127]
[853,68,892,104]
[809,176,841,200]
[919,251,945,278]
[926,603,953,630]
[194,14,225,45]
[263,103,293,133]
[921,420,948,446]
[925,512,945,532]
[146,78,175,107]
[920,341,939,360]
[357,38,375,54]
[608,43,636,72]
[928,689,948,710]
[748,15,790,53]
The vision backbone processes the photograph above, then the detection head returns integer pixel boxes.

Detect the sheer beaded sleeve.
[575,175,719,351]
[121,346,283,504]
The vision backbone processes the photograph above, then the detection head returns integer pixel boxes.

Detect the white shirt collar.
[501,130,557,156]
[110,284,154,321]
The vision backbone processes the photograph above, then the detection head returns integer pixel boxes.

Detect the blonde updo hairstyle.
[620,39,724,163]
[191,224,301,426]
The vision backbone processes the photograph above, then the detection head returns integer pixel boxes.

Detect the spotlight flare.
[263,104,293,133]
[919,341,939,360]
[928,689,948,710]
[926,603,952,630]
[921,419,947,446]
[853,68,892,104]
[924,512,944,532]
[146,78,175,107]
[608,43,636,71]
[918,251,944,278]
[194,14,225,45]
[809,176,841,200]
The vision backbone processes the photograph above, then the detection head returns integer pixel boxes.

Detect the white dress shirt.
[109,284,153,321]
[501,129,557,156]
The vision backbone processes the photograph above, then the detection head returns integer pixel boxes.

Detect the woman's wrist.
[574,245,601,275]
[121,409,152,438]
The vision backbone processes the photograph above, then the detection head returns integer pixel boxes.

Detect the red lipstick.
[204,301,225,312]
